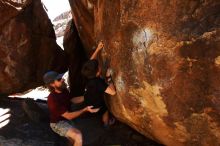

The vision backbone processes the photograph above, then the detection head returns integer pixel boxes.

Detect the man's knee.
[67,128,82,142]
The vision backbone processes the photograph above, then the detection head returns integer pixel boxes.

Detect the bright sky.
[41,0,71,20]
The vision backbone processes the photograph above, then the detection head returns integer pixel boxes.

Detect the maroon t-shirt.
[47,89,71,123]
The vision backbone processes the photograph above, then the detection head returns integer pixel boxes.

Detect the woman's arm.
[90,41,104,60]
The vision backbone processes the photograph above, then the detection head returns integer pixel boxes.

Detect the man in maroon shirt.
[43,71,99,146]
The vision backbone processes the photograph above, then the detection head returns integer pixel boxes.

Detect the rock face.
[0,0,67,94]
[68,0,96,54]
[63,21,87,96]
[68,0,220,145]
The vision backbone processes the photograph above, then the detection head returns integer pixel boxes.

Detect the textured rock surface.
[68,0,220,145]
[68,0,96,54]
[63,20,87,96]
[0,0,67,94]
[0,0,30,28]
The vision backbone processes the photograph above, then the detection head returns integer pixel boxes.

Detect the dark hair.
[81,59,99,79]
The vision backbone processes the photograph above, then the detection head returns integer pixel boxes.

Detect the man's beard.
[55,82,67,92]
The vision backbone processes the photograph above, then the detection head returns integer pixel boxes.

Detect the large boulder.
[68,0,220,145]
[68,0,96,54]
[63,20,87,96]
[0,0,67,94]
[64,0,95,97]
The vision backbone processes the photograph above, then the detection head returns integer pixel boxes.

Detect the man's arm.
[62,106,99,120]
[90,41,104,60]
[70,96,84,104]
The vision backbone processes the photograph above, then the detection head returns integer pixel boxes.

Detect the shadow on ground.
[0,97,163,146]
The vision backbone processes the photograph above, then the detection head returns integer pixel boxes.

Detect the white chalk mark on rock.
[132,28,154,50]
[115,73,125,92]
[132,28,155,73]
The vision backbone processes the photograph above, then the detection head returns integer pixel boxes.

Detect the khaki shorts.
[50,120,75,137]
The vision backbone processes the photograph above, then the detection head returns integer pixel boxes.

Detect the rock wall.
[63,21,87,96]
[68,0,96,54]
[68,0,220,145]
[0,0,67,94]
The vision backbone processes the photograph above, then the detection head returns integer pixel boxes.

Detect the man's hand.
[84,106,100,113]
[97,41,104,51]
